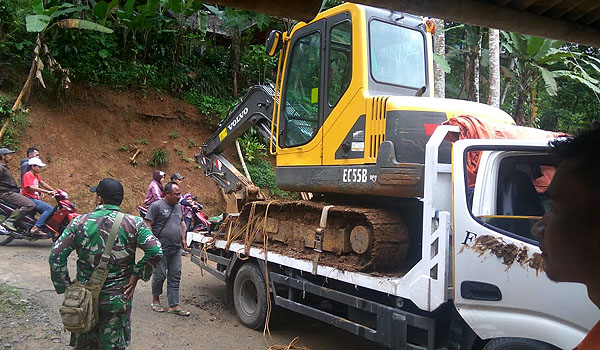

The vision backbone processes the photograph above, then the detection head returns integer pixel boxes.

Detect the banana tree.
[205,5,270,98]
[501,32,600,126]
[2,1,113,141]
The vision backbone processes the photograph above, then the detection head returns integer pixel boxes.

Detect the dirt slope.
[15,86,225,215]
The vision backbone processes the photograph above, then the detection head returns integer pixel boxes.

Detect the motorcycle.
[137,201,218,233]
[136,205,148,218]
[190,204,211,232]
[0,189,79,245]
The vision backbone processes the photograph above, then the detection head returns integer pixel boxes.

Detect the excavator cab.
[198,3,513,208]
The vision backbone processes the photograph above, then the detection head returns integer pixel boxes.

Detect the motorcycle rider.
[19,147,39,188]
[144,170,165,206]
[22,157,56,236]
[0,148,35,232]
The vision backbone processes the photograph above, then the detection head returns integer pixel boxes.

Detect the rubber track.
[238,200,409,271]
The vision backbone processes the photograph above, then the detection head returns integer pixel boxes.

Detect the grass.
[148,148,169,168]
[0,285,26,316]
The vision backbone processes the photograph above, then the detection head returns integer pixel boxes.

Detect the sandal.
[151,303,165,313]
[30,228,46,237]
[167,308,190,316]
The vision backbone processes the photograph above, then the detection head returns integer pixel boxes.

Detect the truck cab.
[452,138,598,349]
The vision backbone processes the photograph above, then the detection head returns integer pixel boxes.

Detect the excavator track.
[234,200,409,272]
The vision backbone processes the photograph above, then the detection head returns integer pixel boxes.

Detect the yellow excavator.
[197,3,514,271]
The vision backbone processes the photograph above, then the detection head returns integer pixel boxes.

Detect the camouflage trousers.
[69,311,131,350]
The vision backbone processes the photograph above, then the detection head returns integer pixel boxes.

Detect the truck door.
[452,139,599,349]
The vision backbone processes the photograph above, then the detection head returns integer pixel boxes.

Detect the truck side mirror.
[265,30,283,56]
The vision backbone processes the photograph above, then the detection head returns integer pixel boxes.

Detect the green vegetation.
[239,133,266,162]
[134,138,148,145]
[118,145,129,152]
[0,96,29,150]
[247,157,295,199]
[148,148,169,168]
[0,285,26,316]
[187,138,198,148]
[169,131,180,139]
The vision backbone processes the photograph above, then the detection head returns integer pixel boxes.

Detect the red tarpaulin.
[443,116,565,187]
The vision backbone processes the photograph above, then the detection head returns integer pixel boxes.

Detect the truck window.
[281,31,321,148]
[470,151,556,243]
[369,20,425,89]
[328,21,352,108]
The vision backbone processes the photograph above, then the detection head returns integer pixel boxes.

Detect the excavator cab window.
[281,30,321,148]
[327,21,352,108]
[369,19,426,89]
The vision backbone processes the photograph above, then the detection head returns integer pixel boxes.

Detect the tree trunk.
[514,93,526,126]
[488,28,500,108]
[530,87,538,126]
[231,29,241,98]
[471,29,482,102]
[433,19,445,98]
[500,58,514,105]
[458,56,473,100]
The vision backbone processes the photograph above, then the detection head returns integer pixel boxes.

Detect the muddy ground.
[0,240,384,350]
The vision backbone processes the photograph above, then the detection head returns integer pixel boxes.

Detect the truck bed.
[187,208,450,311]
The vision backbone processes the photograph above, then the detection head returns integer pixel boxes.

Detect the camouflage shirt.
[49,204,163,314]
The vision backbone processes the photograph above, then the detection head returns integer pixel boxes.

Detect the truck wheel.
[483,337,559,350]
[233,263,268,330]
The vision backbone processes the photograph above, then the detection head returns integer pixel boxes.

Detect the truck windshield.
[369,20,426,89]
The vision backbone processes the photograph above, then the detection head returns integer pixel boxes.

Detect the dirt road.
[0,240,384,350]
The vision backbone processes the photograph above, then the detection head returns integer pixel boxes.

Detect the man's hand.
[181,240,191,252]
[124,274,139,299]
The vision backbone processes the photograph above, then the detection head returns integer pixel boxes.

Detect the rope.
[201,202,311,350]
[267,337,310,350]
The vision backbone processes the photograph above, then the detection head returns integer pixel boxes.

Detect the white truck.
[187,126,598,350]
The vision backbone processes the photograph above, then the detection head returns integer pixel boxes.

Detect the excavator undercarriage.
[229,200,410,272]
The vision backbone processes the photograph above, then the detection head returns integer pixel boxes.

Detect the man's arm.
[39,179,55,193]
[126,219,163,299]
[143,202,157,231]
[180,220,189,251]
[143,218,152,230]
[132,219,162,282]
[48,217,79,294]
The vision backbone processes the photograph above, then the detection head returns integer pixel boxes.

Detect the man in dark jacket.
[19,147,39,187]
[0,148,35,231]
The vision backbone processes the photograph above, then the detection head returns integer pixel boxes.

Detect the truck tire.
[483,337,559,350]
[233,263,268,330]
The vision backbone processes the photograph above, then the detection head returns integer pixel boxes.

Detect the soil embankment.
[18,85,225,215]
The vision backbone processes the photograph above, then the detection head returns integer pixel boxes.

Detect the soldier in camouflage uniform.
[49,178,163,349]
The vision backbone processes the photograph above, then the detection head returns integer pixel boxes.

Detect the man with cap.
[170,172,184,184]
[0,148,35,232]
[49,178,163,349]
[22,157,56,236]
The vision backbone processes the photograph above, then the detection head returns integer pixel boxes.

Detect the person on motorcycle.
[0,148,35,232]
[144,170,165,206]
[22,157,56,236]
[19,147,39,188]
